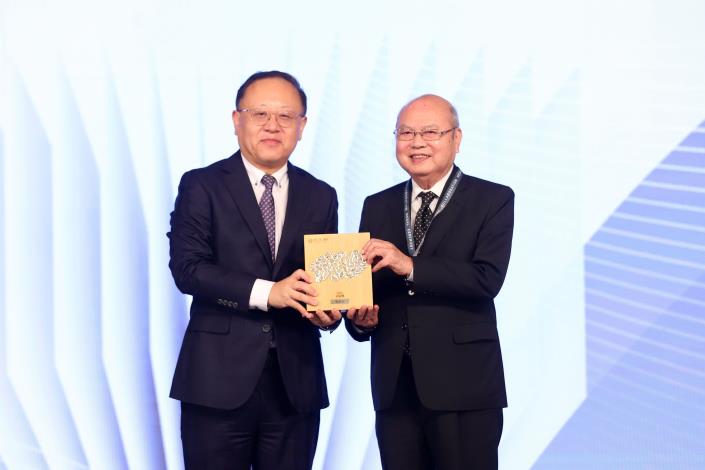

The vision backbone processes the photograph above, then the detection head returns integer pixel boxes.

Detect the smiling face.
[232,77,307,172]
[395,95,462,189]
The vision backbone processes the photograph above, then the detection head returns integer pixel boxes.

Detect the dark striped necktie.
[259,174,276,260]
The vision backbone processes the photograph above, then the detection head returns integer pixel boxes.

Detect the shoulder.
[460,173,514,200]
[178,154,236,185]
[289,164,337,197]
[363,181,407,207]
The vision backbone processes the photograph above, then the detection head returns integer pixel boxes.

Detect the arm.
[168,170,256,312]
[412,188,514,300]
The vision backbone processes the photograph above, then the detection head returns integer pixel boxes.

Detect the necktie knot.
[261,174,276,191]
[418,191,437,208]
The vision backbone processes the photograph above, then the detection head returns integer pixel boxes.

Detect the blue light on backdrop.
[1,0,705,468]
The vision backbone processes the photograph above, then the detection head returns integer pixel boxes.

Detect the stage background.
[1,0,704,468]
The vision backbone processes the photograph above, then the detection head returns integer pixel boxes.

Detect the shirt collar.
[241,153,288,187]
[411,166,454,202]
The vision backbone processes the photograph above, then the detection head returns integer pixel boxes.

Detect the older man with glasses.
[168,70,340,470]
[346,94,514,470]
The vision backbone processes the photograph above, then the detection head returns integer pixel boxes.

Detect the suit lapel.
[419,174,470,256]
[378,184,408,253]
[273,163,310,279]
[221,152,274,270]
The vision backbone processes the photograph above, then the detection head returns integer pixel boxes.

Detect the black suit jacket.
[168,151,338,412]
[347,169,513,412]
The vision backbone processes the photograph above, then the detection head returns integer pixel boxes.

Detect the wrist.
[354,322,376,333]
[404,256,414,280]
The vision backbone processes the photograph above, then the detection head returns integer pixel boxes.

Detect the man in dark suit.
[168,71,340,470]
[346,94,514,470]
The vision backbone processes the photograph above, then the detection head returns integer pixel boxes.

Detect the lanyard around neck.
[403,167,462,256]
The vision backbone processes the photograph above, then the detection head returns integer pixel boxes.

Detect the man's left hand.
[362,238,413,276]
[308,309,342,330]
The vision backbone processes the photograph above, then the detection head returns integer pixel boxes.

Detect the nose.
[411,134,427,147]
[263,113,281,131]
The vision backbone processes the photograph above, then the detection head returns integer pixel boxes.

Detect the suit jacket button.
[231,302,238,309]
[408,289,415,296]
[402,323,408,330]
[262,323,272,333]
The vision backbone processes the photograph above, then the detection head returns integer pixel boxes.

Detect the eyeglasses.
[237,108,303,128]
[394,127,457,141]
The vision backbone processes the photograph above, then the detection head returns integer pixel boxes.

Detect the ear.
[453,127,463,152]
[296,116,308,141]
[232,110,240,135]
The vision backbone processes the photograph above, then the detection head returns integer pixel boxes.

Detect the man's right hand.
[346,305,380,330]
[268,269,318,318]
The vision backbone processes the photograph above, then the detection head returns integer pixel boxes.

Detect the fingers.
[310,309,340,328]
[362,239,389,261]
[371,257,390,273]
[356,306,370,323]
[362,240,412,276]
[362,240,397,264]
[290,300,312,318]
[348,305,379,328]
[289,271,317,310]
[294,280,317,297]
[362,238,390,253]
[328,309,343,322]
[292,291,317,308]
[269,270,319,314]
[291,268,313,284]
[283,279,318,307]
[363,305,380,328]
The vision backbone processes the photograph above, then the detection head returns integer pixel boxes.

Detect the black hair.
[235,70,307,115]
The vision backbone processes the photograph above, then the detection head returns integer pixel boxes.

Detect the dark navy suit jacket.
[346,169,513,412]
[169,151,337,412]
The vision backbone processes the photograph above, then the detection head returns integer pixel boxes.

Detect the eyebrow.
[397,125,442,130]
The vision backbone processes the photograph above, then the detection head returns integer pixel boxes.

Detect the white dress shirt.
[410,167,453,226]
[241,154,288,311]
[407,167,454,281]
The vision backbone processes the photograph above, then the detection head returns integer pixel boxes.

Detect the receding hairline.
[396,94,460,128]
[235,70,307,115]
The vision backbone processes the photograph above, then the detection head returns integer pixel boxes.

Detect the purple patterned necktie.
[413,191,437,249]
[259,174,276,260]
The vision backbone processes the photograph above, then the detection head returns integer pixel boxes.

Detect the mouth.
[260,138,282,145]
[409,153,431,161]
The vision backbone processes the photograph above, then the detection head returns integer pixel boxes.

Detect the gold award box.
[304,232,373,311]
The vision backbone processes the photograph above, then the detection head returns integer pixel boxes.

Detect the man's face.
[232,77,307,172]
[395,96,462,188]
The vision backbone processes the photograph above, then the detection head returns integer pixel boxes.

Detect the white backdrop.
[2,0,705,468]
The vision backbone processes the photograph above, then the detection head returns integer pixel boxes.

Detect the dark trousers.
[180,350,320,470]
[376,355,503,470]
